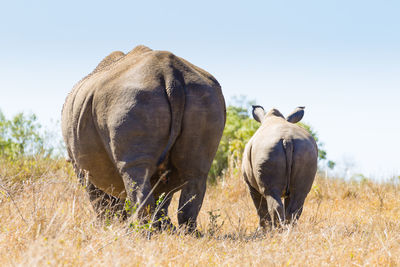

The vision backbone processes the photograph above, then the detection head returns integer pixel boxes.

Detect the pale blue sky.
[0,0,399,179]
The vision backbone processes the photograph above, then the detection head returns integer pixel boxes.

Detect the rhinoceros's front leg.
[177,177,207,233]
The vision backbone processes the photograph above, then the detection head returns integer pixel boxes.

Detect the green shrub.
[208,105,259,182]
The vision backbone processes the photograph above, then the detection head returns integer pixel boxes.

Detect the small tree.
[0,110,51,159]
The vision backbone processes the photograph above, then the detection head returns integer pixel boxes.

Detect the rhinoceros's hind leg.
[152,192,176,232]
[265,191,285,227]
[284,192,307,224]
[244,180,271,229]
[284,169,315,224]
[85,181,127,221]
[176,177,207,234]
[168,89,225,234]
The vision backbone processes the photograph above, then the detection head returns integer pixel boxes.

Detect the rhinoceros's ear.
[252,105,266,123]
[286,106,305,123]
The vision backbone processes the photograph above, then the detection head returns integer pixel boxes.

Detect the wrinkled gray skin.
[242,106,317,228]
[62,45,226,232]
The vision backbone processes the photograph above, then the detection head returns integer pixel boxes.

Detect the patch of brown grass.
[1,157,399,266]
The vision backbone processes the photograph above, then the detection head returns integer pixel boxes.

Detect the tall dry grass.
[1,157,400,266]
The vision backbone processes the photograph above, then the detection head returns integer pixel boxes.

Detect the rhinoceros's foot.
[151,216,177,233]
[251,227,266,239]
[179,227,203,238]
[191,229,204,238]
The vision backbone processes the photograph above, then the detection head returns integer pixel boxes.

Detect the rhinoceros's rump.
[62,45,226,232]
[242,106,317,228]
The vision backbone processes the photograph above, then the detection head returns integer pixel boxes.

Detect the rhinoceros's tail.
[157,77,186,166]
[282,139,293,197]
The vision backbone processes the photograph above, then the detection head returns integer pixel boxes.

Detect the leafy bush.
[209,105,259,182]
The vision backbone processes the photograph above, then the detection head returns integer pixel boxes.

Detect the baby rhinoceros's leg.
[244,180,271,229]
[284,191,308,224]
[264,188,285,227]
[284,172,315,224]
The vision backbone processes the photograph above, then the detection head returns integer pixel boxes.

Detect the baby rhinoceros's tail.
[282,139,293,198]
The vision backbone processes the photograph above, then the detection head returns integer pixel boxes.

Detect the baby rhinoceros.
[242,105,318,229]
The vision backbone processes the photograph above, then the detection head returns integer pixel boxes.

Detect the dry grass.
[1,157,400,266]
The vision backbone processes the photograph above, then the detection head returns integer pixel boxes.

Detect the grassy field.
[1,157,399,266]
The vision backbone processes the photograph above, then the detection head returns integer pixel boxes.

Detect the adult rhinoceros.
[242,106,317,229]
[62,45,226,232]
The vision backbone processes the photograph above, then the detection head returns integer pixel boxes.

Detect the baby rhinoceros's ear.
[252,105,266,123]
[286,106,305,123]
